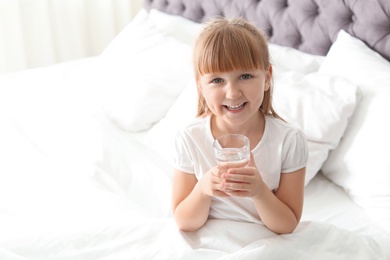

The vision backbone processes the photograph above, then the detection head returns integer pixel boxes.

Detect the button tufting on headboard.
[144,0,390,60]
[351,13,356,23]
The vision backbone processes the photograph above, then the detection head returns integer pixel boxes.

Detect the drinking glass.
[213,134,250,170]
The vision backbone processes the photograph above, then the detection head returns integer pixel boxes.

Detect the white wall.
[0,0,144,74]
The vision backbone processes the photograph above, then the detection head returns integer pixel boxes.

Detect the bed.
[0,0,389,259]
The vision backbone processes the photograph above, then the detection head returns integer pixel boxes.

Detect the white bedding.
[1,9,390,260]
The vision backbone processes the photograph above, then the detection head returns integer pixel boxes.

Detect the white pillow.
[274,72,358,185]
[319,30,390,232]
[140,80,198,163]
[98,9,194,132]
[148,9,203,45]
[141,72,359,186]
[269,44,324,75]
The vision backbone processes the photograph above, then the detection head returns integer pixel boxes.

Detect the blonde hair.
[193,17,283,120]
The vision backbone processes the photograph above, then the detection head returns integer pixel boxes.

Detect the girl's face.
[200,67,271,132]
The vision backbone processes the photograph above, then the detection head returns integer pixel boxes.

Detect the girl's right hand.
[198,166,230,197]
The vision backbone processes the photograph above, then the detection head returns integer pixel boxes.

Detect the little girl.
[172,18,308,234]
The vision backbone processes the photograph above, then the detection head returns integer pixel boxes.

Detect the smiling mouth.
[224,102,246,111]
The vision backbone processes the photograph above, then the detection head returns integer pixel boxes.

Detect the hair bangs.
[195,27,264,76]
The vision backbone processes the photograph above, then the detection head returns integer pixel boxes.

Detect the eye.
[211,78,223,84]
[240,74,252,80]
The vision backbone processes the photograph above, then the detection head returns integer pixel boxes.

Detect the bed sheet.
[303,174,390,258]
[0,59,389,259]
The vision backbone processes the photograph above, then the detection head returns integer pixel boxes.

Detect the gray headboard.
[144,0,390,61]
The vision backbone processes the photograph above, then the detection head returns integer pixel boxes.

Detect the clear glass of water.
[213,134,250,170]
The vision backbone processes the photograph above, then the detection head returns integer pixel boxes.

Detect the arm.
[172,167,228,232]
[221,165,305,234]
[172,169,210,232]
[253,168,305,234]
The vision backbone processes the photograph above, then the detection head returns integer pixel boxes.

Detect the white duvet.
[0,59,387,259]
[0,117,386,260]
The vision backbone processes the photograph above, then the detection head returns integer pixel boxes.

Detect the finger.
[227,166,256,175]
[212,173,225,183]
[222,173,248,183]
[212,167,227,177]
[225,190,248,197]
[214,191,230,197]
[222,181,248,192]
[213,183,230,197]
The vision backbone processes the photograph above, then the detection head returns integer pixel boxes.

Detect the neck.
[211,111,265,149]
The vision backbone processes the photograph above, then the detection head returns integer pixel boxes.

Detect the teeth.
[226,103,244,110]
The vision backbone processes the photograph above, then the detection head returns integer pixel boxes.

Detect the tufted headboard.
[144,0,390,61]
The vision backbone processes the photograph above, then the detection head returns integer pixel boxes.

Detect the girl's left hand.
[220,153,266,199]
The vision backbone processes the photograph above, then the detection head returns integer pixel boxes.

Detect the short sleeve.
[281,129,308,173]
[172,130,195,174]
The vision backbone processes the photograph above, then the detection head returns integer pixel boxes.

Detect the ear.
[264,65,273,91]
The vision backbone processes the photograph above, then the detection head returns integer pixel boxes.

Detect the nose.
[225,83,242,99]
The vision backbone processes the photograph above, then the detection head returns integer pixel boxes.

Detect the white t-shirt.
[173,115,308,224]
